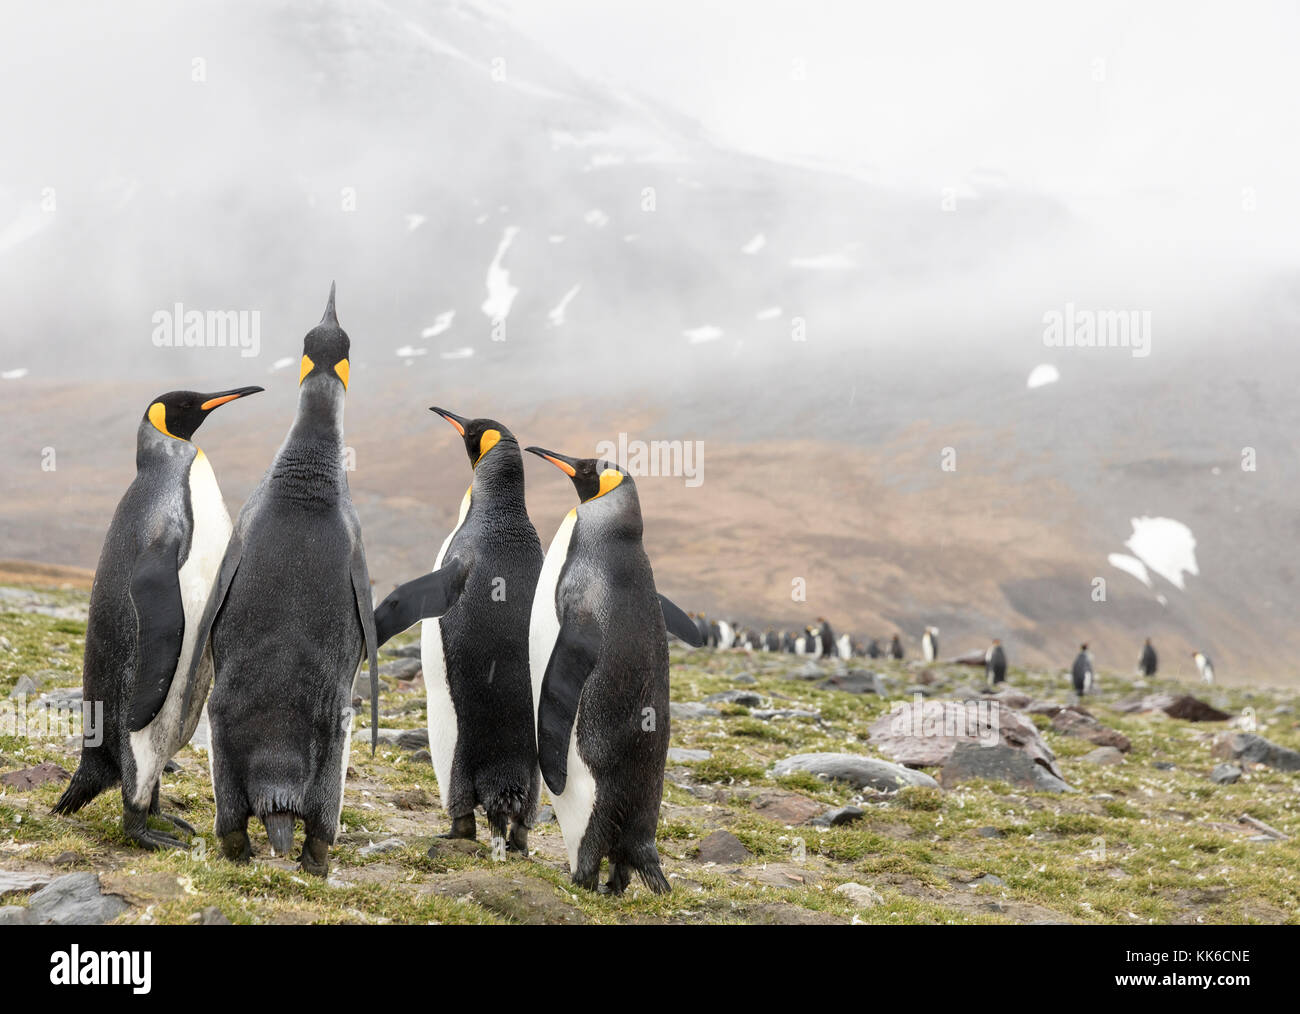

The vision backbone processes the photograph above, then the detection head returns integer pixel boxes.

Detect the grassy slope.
[1,583,1298,925]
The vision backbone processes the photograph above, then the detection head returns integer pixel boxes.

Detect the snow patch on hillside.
[1124,517,1199,590]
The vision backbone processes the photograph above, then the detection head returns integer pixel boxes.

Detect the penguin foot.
[129,828,190,851]
[603,863,631,895]
[298,837,330,878]
[156,811,196,835]
[505,823,529,854]
[220,830,252,863]
[437,814,477,840]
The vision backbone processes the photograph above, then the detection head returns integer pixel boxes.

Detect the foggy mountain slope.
[1,1,1295,683]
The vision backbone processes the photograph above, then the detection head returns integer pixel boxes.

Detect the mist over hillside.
[1,0,1297,680]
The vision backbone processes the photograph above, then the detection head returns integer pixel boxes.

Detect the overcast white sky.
[506,0,1300,242]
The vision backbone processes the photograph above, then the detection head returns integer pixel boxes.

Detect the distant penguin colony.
[50,283,1222,896]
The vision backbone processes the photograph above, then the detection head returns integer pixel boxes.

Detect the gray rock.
[811,805,865,827]
[380,657,422,680]
[353,727,405,745]
[397,728,429,750]
[384,643,422,660]
[535,805,555,824]
[1080,746,1125,766]
[817,670,883,695]
[358,837,407,857]
[731,673,758,685]
[834,882,883,908]
[771,753,939,792]
[968,873,1005,889]
[352,673,390,699]
[703,689,765,707]
[667,748,712,763]
[785,662,827,681]
[9,673,42,698]
[751,708,820,721]
[1210,763,1242,785]
[939,742,1073,793]
[695,830,752,864]
[0,871,54,896]
[17,873,128,925]
[869,698,1066,780]
[1213,733,1300,772]
[410,749,432,764]
[670,702,721,720]
[199,906,231,925]
[0,906,30,925]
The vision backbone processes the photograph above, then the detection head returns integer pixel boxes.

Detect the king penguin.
[985,639,1006,685]
[890,633,905,660]
[1192,651,1215,684]
[525,446,702,893]
[1071,644,1095,697]
[422,407,542,852]
[922,626,939,662]
[1138,638,1158,677]
[52,386,263,847]
[201,286,466,876]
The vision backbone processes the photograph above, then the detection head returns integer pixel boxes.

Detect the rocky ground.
[1,581,1298,925]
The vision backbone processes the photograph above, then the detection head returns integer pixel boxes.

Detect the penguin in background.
[692,613,710,647]
[985,639,1007,685]
[1071,644,1095,697]
[781,630,797,653]
[922,626,939,662]
[763,628,780,652]
[423,407,543,851]
[1192,651,1215,684]
[890,633,905,660]
[866,638,882,659]
[201,286,467,876]
[525,446,702,893]
[836,632,853,660]
[1138,638,1158,677]
[814,618,836,659]
[53,386,264,847]
[716,619,736,650]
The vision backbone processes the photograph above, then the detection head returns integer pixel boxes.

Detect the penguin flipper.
[658,593,704,647]
[349,545,381,756]
[538,611,602,796]
[373,556,469,646]
[126,536,186,732]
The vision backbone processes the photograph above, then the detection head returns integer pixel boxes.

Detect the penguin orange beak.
[524,446,578,476]
[429,406,469,436]
[199,386,264,411]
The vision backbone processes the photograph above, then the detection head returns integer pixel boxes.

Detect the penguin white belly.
[923,637,935,661]
[837,634,852,659]
[717,621,735,650]
[550,708,598,871]
[424,487,472,807]
[335,664,359,827]
[529,509,578,745]
[795,636,806,654]
[128,450,232,807]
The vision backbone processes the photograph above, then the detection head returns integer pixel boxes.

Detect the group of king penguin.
[52,286,704,894]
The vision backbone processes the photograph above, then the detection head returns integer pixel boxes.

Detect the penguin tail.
[51,754,115,815]
[626,842,672,895]
[262,812,296,857]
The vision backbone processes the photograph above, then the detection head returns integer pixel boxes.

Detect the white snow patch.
[547,285,581,327]
[741,233,767,255]
[440,347,474,360]
[1026,364,1060,389]
[475,213,490,225]
[269,357,294,372]
[683,325,723,344]
[755,306,782,321]
[405,214,426,232]
[583,209,609,229]
[421,311,455,339]
[394,345,427,358]
[2,368,29,380]
[1107,553,1152,588]
[548,234,566,244]
[481,227,520,319]
[1124,517,1199,591]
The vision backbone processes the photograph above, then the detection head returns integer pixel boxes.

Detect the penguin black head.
[298,282,351,390]
[430,407,518,468]
[524,446,627,502]
[144,386,264,442]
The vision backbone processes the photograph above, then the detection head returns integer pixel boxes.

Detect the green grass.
[1,580,1298,924]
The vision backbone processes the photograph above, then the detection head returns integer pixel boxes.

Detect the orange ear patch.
[147,402,177,439]
[476,428,501,464]
[299,355,315,385]
[334,359,350,389]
